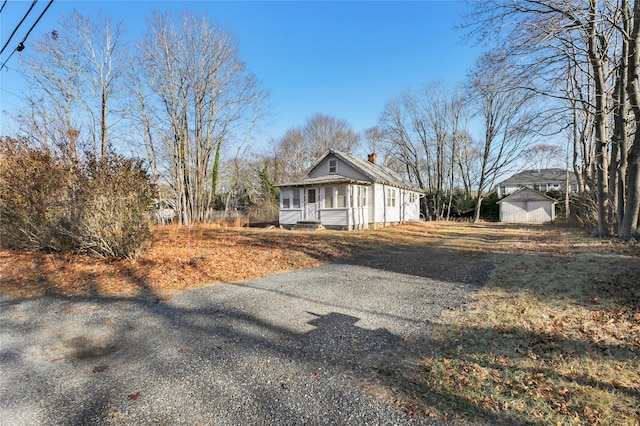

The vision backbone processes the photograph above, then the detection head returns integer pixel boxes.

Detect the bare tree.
[18,28,84,163]
[379,83,474,219]
[363,126,387,158]
[620,0,640,239]
[522,144,566,170]
[273,114,360,182]
[468,52,542,223]
[17,11,129,162]
[464,0,628,236]
[69,11,127,159]
[138,11,267,224]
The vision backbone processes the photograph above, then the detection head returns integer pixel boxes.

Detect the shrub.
[0,144,75,251]
[0,140,155,259]
[480,192,500,221]
[65,155,156,259]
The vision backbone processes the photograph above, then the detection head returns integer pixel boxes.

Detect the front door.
[306,188,317,221]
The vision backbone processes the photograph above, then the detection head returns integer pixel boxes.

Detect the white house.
[276,150,423,230]
[495,168,579,197]
[497,187,557,223]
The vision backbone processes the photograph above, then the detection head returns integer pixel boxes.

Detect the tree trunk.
[587,0,610,237]
[621,0,640,241]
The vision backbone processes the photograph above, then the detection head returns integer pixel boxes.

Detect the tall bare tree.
[18,11,128,162]
[70,11,127,159]
[272,114,360,182]
[138,11,267,224]
[468,52,542,223]
[379,83,474,219]
[465,0,630,236]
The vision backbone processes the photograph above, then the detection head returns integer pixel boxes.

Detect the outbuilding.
[497,187,556,223]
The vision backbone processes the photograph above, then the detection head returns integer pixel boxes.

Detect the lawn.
[1,221,638,424]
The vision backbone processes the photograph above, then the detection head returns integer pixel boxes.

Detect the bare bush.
[64,155,155,259]
[0,140,154,259]
[0,142,75,251]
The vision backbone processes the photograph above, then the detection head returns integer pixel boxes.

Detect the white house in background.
[276,150,423,230]
[495,168,579,197]
[497,187,557,223]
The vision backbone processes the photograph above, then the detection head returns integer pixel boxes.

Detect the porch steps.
[292,220,324,231]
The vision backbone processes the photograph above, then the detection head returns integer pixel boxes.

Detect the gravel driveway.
[1,249,492,425]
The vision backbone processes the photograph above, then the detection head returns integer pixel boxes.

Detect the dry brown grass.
[1,221,638,424]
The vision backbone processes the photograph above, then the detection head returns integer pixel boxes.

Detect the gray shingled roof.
[496,168,577,187]
[278,149,421,191]
[274,174,370,187]
[332,150,420,190]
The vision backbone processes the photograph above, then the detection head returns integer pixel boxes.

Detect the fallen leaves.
[127,392,141,401]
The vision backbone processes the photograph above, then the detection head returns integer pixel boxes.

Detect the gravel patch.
[0,249,493,425]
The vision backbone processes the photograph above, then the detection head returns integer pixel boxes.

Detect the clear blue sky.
[1,0,478,149]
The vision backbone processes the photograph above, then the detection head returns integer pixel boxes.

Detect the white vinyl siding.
[280,209,302,225]
[321,209,348,226]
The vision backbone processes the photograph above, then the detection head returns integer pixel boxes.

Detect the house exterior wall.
[279,208,303,225]
[318,209,348,227]
[279,183,371,229]
[307,155,370,181]
[498,183,577,197]
[278,152,423,229]
[402,188,421,221]
[367,184,421,226]
[496,169,580,197]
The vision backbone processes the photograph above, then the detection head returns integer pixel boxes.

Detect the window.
[409,192,416,203]
[307,188,316,204]
[329,159,337,174]
[282,190,290,209]
[387,188,396,207]
[337,186,346,207]
[293,189,301,208]
[354,186,366,207]
[325,187,334,208]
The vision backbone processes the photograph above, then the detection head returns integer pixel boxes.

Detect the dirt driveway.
[0,249,492,425]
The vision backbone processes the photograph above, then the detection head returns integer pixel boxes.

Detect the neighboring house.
[495,168,579,197]
[497,187,557,223]
[276,150,422,230]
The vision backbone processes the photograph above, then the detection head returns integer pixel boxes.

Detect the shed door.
[527,201,552,222]
[502,201,526,223]
[305,188,317,221]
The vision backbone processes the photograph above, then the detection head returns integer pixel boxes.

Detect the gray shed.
[497,187,556,223]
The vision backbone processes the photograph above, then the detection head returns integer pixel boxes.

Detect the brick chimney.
[367,153,377,164]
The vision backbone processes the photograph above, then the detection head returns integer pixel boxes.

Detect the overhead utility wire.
[0,0,54,71]
[0,0,38,56]
[0,1,8,15]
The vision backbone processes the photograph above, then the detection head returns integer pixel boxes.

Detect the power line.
[0,1,8,15]
[16,0,54,51]
[0,0,38,57]
[1,0,54,71]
